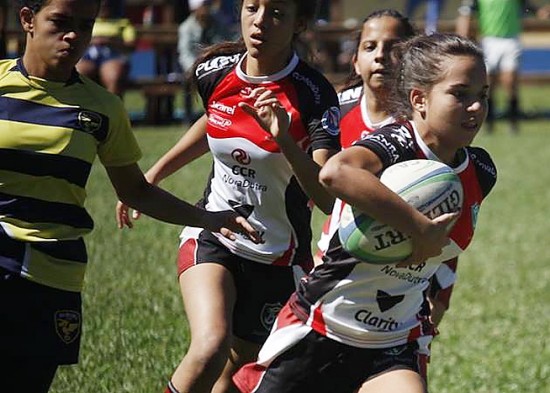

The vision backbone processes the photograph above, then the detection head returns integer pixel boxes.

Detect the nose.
[63,30,78,42]
[253,7,266,28]
[468,100,483,112]
[374,44,390,63]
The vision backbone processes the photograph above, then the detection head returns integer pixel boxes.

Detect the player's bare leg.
[358,367,427,393]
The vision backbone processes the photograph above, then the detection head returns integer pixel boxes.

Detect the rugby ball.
[338,159,463,264]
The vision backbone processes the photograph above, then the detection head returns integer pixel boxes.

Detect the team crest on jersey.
[78,111,102,134]
[471,203,480,229]
[55,310,81,344]
[321,106,340,136]
[260,302,283,331]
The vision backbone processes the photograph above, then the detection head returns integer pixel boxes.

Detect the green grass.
[50,92,550,392]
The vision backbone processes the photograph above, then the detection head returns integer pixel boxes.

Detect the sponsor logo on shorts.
[321,106,340,136]
[55,310,81,344]
[260,302,283,331]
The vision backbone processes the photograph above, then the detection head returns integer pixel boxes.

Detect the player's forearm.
[146,116,209,184]
[276,135,335,214]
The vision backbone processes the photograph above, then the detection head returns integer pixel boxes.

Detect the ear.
[20,7,35,33]
[410,88,427,114]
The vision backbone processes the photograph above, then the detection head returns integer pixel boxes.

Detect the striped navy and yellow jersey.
[0,58,142,292]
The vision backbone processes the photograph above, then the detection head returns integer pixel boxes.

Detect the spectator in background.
[178,0,228,123]
[405,0,445,34]
[456,0,550,134]
[213,0,240,39]
[77,0,136,97]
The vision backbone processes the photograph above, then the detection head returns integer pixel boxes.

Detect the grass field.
[49,88,550,393]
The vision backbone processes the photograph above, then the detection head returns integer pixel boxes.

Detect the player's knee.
[188,330,231,366]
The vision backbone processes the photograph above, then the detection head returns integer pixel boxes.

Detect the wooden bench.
[127,75,183,125]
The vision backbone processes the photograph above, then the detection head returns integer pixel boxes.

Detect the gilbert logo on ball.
[338,160,463,264]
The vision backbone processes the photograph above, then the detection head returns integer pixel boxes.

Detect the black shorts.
[178,230,299,344]
[235,329,426,393]
[0,268,82,365]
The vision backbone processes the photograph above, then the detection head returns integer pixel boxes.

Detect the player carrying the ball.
[233,33,497,393]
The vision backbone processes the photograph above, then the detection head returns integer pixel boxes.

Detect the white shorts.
[481,36,522,73]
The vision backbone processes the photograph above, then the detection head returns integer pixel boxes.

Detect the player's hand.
[202,210,264,244]
[397,211,460,267]
[116,200,142,229]
[239,87,290,141]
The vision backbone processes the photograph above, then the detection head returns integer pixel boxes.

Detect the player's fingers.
[242,86,266,99]
[234,216,264,244]
[254,89,275,104]
[239,102,259,118]
[219,227,237,241]
[116,201,133,229]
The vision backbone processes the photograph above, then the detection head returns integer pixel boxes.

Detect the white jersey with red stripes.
[290,120,497,348]
[181,52,341,266]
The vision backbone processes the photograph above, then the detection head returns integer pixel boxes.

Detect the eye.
[271,8,283,18]
[452,90,466,99]
[245,4,257,13]
[50,18,70,29]
[361,42,376,52]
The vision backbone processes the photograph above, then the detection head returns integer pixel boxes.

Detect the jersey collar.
[14,58,83,86]
[236,52,299,84]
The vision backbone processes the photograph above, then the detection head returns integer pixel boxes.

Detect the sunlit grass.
[50,92,550,392]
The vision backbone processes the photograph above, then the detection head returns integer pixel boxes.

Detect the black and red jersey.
[290,120,497,348]
[185,52,341,266]
[337,85,396,148]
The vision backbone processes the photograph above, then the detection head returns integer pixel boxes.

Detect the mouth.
[372,69,388,76]
[462,118,480,130]
[58,47,75,57]
[250,32,266,45]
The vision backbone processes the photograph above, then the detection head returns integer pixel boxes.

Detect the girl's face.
[21,0,98,81]
[415,55,489,151]
[353,16,406,93]
[240,0,304,72]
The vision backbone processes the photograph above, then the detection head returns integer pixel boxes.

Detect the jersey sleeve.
[97,96,142,167]
[353,124,417,169]
[195,53,242,109]
[295,64,341,153]
[467,146,497,198]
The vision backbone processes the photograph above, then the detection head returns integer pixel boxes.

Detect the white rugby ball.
[338,159,463,264]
